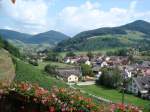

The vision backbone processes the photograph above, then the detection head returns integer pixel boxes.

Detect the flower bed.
[0,82,142,112]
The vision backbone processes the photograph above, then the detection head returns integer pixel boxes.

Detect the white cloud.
[58,1,150,35]
[0,0,150,36]
[130,1,137,11]
[0,0,51,34]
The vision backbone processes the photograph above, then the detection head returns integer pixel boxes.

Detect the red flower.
[49,106,55,112]
[19,83,31,92]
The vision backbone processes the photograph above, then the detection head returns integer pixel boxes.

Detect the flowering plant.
[110,103,141,112]
[8,82,99,112]
[6,82,142,112]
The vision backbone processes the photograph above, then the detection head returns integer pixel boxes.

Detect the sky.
[0,0,150,36]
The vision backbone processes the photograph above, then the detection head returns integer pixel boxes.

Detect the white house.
[55,67,82,83]
[105,57,110,61]
[127,76,150,99]
[68,75,78,83]
[124,68,132,78]
[85,60,91,65]
[70,59,75,64]
[101,61,108,67]
[65,58,71,63]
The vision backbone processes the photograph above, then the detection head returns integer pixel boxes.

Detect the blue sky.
[0,0,150,36]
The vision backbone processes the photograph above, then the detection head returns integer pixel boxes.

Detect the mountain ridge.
[0,29,70,47]
[55,20,150,51]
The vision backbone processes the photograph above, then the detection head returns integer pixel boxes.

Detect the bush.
[81,64,94,77]
[66,51,76,57]
[97,67,122,88]
[29,60,38,66]
[46,51,61,62]
[44,64,57,75]
[141,50,150,56]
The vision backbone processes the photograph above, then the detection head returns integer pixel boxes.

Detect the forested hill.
[0,36,20,57]
[0,29,70,48]
[55,20,150,51]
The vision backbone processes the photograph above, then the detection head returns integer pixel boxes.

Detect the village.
[26,49,150,101]
[1,1,150,112]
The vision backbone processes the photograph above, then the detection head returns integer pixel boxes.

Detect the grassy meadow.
[59,47,128,57]
[74,85,150,108]
[37,61,74,70]
[14,58,67,90]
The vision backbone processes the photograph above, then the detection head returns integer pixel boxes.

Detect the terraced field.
[0,49,15,87]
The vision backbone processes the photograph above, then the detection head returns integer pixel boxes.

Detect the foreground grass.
[75,85,150,108]
[14,58,67,90]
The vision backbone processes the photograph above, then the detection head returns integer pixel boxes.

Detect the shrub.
[29,59,38,66]
[44,64,57,75]
[66,51,76,57]
[97,67,122,88]
[46,51,61,62]
[81,64,94,77]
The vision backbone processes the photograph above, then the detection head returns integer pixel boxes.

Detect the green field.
[134,56,150,61]
[59,47,128,57]
[37,61,74,70]
[74,85,150,108]
[14,58,67,90]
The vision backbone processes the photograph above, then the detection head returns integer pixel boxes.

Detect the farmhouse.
[55,67,82,83]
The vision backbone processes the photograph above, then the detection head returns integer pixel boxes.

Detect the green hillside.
[55,20,150,51]
[0,29,70,50]
[0,36,66,89]
[14,58,67,89]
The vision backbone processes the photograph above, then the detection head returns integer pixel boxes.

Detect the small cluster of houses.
[127,76,150,99]
[62,55,150,100]
[64,55,129,78]
[124,61,150,99]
